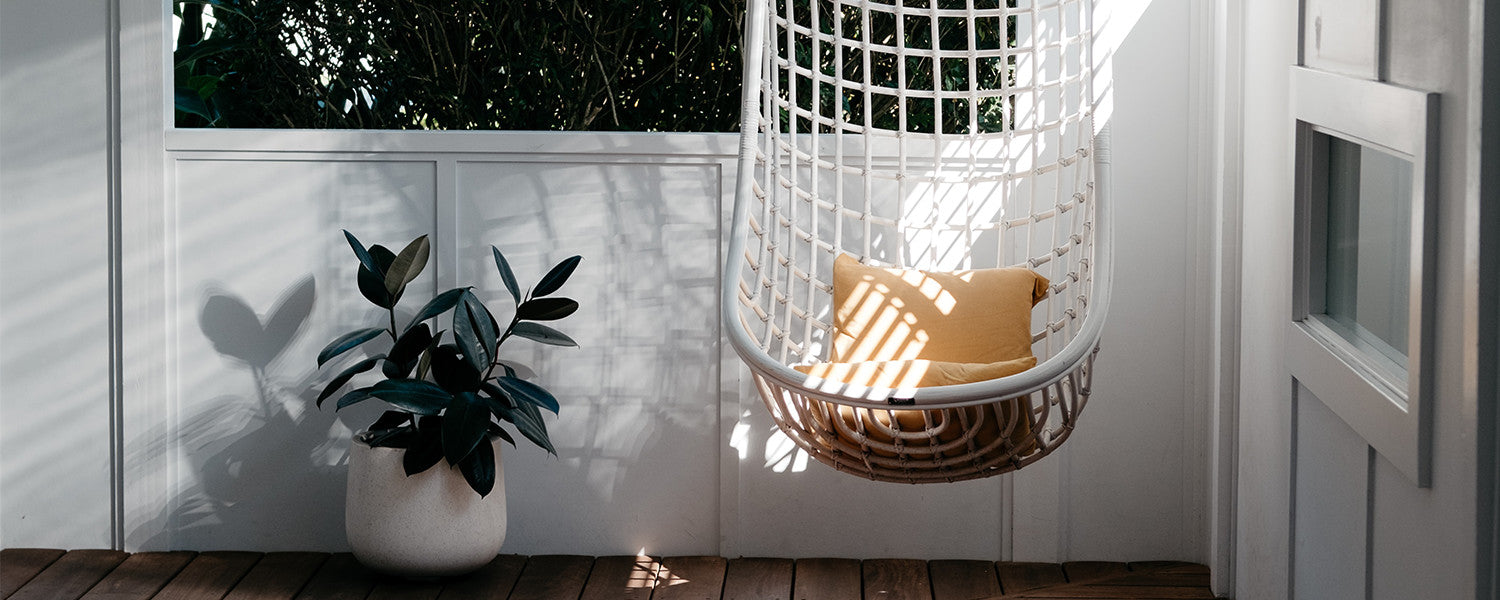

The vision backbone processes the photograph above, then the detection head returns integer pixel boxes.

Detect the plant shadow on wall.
[466,163,724,553]
[130,275,354,549]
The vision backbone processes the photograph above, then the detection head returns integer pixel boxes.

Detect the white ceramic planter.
[345,434,507,577]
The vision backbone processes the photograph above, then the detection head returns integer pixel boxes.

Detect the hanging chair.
[723,0,1112,483]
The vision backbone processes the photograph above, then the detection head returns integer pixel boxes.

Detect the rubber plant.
[317,231,581,497]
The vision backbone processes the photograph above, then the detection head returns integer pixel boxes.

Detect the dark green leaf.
[317,353,385,407]
[487,423,517,447]
[370,410,412,431]
[508,401,556,455]
[430,344,480,393]
[479,381,514,410]
[492,246,520,304]
[402,422,444,476]
[174,36,242,64]
[511,322,578,347]
[497,376,560,414]
[442,392,490,466]
[406,288,467,332]
[174,86,214,121]
[458,436,496,496]
[384,235,431,297]
[368,245,397,272]
[387,323,433,369]
[465,292,499,362]
[453,293,492,373]
[343,230,382,277]
[357,265,393,308]
[516,297,579,321]
[533,255,582,297]
[317,327,385,366]
[335,387,375,410]
[415,331,443,380]
[369,379,450,415]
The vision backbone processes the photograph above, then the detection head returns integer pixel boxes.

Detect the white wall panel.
[1292,386,1367,600]
[455,161,723,556]
[1059,0,1195,562]
[138,158,436,550]
[0,0,114,548]
[1235,0,1483,598]
[1301,0,1379,78]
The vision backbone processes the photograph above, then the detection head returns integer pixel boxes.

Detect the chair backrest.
[733,0,1098,369]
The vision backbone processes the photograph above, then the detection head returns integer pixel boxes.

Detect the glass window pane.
[1319,134,1412,366]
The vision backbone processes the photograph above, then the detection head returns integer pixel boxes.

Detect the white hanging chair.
[723,0,1112,483]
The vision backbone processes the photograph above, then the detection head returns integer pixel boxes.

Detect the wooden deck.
[0,550,1221,600]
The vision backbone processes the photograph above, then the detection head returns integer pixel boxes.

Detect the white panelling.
[1060,0,1194,562]
[1291,386,1368,600]
[0,0,114,548]
[1235,0,1483,598]
[1301,0,1379,79]
[455,160,723,556]
[1234,1,1300,597]
[145,158,436,550]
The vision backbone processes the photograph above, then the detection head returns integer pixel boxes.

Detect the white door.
[1231,0,1489,599]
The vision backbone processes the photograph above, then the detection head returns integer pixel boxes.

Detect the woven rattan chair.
[722,0,1112,483]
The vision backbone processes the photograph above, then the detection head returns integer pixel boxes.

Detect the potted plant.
[317,231,581,577]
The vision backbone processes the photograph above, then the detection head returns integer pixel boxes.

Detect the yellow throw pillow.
[796,356,1036,390]
[830,253,1049,364]
[794,357,1038,460]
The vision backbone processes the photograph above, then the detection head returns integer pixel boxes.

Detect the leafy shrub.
[174,0,744,131]
[173,0,1015,133]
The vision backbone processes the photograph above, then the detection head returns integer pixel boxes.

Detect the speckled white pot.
[345,435,506,577]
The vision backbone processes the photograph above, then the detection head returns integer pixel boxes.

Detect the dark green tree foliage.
[779,0,1017,135]
[174,0,744,131]
[174,0,1014,133]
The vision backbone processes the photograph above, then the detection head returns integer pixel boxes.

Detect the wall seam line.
[106,0,127,551]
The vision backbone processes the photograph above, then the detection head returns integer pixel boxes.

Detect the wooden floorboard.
[8,550,129,600]
[221,553,327,600]
[719,558,792,600]
[506,555,593,600]
[791,558,860,600]
[0,552,1215,600]
[292,554,375,600]
[0,549,67,599]
[994,563,1067,595]
[151,552,262,600]
[435,555,526,600]
[928,560,1000,600]
[651,556,726,600]
[577,555,659,600]
[78,552,195,600]
[1058,563,1128,585]
[365,579,442,600]
[861,559,931,600]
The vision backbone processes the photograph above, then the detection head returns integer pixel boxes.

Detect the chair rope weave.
[723,0,1112,483]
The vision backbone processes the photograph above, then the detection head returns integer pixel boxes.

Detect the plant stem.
[387,307,400,341]
[482,315,521,380]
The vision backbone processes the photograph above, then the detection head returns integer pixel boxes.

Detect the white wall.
[1,0,1211,563]
[1232,0,1485,598]
[0,0,116,548]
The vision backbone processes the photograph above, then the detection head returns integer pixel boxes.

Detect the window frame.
[1287,66,1438,487]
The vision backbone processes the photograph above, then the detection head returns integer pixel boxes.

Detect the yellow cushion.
[794,357,1038,459]
[796,356,1037,390]
[830,253,1049,363]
